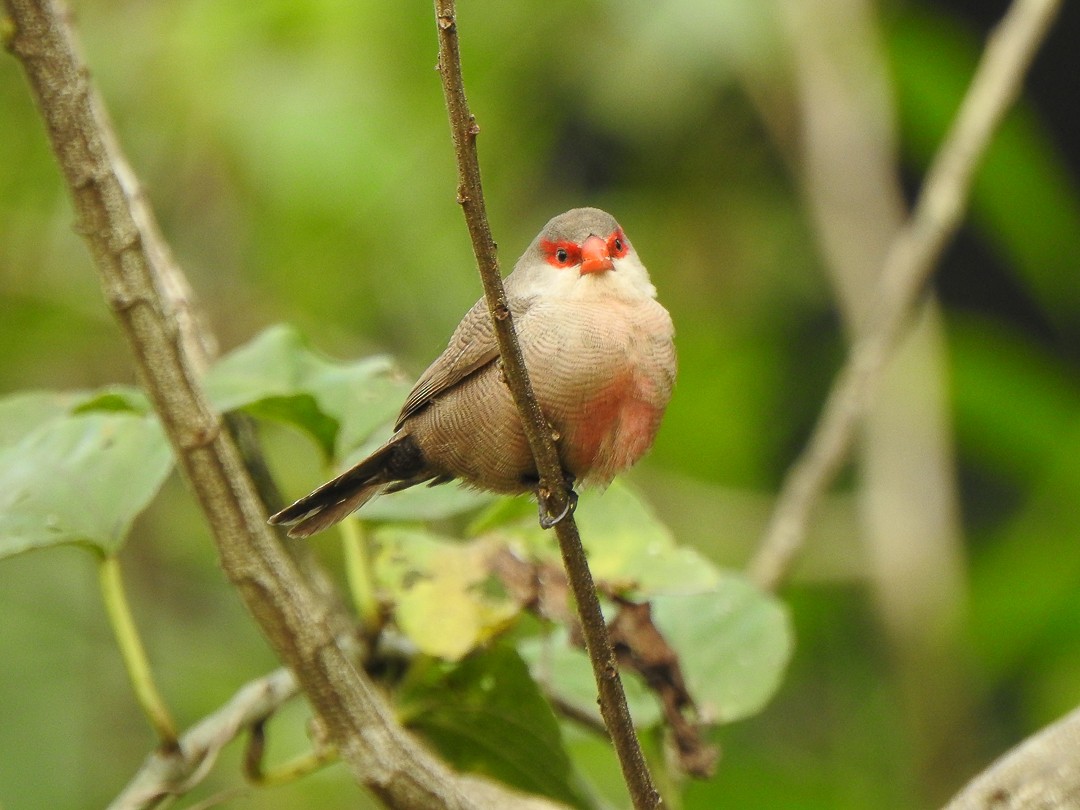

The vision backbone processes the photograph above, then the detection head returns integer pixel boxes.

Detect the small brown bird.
[269,207,676,538]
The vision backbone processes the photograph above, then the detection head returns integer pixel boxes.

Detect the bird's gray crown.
[534,207,621,246]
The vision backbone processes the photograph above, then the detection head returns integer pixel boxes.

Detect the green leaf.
[0,391,86,448]
[203,323,330,412]
[307,356,412,456]
[204,324,410,458]
[0,412,174,559]
[373,527,518,661]
[0,388,152,450]
[244,394,339,460]
[72,385,152,415]
[649,576,793,723]
[574,482,724,593]
[519,630,662,726]
[359,484,497,522]
[466,494,536,536]
[481,480,723,595]
[473,482,792,723]
[521,574,792,727]
[400,645,588,809]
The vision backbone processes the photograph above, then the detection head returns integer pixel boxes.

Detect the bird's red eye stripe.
[540,239,581,269]
[607,228,628,258]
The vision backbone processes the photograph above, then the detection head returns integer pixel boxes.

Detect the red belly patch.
[567,372,663,483]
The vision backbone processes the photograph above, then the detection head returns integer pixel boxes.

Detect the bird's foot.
[538,487,578,529]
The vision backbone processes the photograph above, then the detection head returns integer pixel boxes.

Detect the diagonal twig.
[747,0,1062,591]
[431,2,660,807]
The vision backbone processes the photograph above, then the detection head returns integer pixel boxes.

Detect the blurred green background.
[2,0,1079,807]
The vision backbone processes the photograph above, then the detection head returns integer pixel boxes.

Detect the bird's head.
[513,207,657,301]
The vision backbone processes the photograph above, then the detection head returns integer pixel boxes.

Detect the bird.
[269,207,676,538]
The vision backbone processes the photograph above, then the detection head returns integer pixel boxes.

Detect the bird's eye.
[540,239,579,268]
[609,230,629,258]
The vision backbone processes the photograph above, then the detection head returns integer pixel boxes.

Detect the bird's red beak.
[579,235,614,275]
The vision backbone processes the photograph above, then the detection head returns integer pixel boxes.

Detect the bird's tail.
[268,434,431,538]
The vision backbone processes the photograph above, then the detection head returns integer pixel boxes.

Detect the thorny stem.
[431,2,660,808]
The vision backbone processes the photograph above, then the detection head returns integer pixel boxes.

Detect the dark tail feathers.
[268,434,434,538]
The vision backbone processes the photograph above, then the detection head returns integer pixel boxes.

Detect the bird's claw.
[538,488,578,529]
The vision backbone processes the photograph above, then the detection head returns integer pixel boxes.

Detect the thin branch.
[109,668,299,810]
[243,714,336,787]
[747,0,1062,591]
[4,1,544,807]
[431,3,659,808]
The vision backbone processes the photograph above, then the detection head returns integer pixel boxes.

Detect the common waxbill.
[269,207,676,538]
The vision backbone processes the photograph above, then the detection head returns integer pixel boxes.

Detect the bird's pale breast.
[528,296,675,485]
[411,295,674,491]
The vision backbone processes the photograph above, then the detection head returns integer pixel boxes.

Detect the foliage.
[1,0,1078,808]
[0,392,170,559]
[0,327,792,807]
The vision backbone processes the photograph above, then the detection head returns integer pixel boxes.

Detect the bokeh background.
[2,0,1079,807]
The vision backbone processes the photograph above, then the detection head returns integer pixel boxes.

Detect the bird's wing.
[395,296,504,429]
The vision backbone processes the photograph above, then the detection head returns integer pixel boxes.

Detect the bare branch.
[3,1,554,806]
[748,0,1062,591]
[943,705,1080,809]
[109,669,298,810]
[774,2,973,795]
[431,2,660,807]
